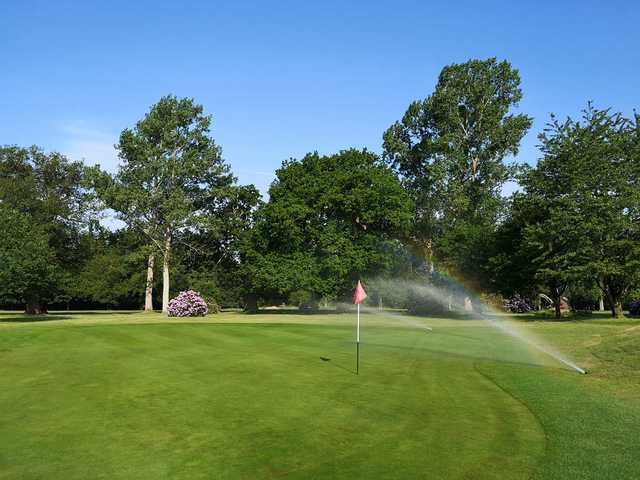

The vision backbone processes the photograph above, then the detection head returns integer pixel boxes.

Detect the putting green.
[0,312,638,479]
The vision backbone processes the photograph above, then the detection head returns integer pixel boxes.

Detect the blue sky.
[2,0,639,195]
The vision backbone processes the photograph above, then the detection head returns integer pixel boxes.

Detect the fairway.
[1,311,639,479]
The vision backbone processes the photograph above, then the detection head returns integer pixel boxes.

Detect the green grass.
[1,310,638,479]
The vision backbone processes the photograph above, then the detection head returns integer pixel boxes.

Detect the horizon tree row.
[1,58,638,317]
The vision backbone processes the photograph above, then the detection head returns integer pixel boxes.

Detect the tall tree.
[0,206,58,313]
[0,146,93,313]
[102,95,234,312]
[383,58,532,280]
[520,105,640,318]
[242,149,412,307]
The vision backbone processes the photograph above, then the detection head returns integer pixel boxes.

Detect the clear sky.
[2,0,638,195]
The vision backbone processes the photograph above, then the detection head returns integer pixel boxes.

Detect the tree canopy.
[96,95,235,312]
[0,146,94,312]
[242,149,412,306]
[383,58,532,282]
[517,105,640,317]
[0,206,58,313]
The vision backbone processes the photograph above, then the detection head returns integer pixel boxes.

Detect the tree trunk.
[464,297,473,312]
[25,296,47,315]
[611,301,624,318]
[162,231,171,314]
[244,294,258,313]
[553,298,562,319]
[471,156,479,178]
[425,239,435,274]
[144,254,155,312]
[598,276,626,319]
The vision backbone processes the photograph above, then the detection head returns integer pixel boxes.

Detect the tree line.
[1,58,638,318]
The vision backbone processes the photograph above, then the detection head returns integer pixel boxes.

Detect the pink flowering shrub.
[167,290,208,317]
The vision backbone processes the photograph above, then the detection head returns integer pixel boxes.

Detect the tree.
[520,105,640,318]
[176,184,261,307]
[383,58,532,280]
[0,206,58,313]
[71,229,148,308]
[0,145,93,312]
[524,205,581,318]
[99,95,234,313]
[485,197,542,301]
[242,149,412,306]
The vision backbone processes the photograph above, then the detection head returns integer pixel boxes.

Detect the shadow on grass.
[0,314,73,323]
[509,311,633,323]
[0,310,142,323]
[54,310,142,315]
[319,356,357,375]
[247,308,347,316]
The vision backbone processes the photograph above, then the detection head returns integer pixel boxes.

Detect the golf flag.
[353,280,368,304]
[353,280,367,375]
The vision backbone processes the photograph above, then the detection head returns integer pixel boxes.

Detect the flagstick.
[356,303,360,375]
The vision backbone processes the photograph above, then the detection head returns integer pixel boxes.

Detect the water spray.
[363,277,587,375]
[360,303,434,333]
[484,317,587,375]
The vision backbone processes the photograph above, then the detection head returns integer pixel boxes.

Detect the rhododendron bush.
[167,290,208,317]
[503,294,534,313]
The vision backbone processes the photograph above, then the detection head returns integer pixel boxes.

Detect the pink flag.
[352,280,368,304]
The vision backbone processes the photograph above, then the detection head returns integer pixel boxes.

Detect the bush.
[479,293,505,312]
[167,290,208,317]
[503,294,534,313]
[629,300,640,317]
[288,289,312,307]
[299,301,319,313]
[203,296,220,314]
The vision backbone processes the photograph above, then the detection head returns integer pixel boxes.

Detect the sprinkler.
[554,356,587,375]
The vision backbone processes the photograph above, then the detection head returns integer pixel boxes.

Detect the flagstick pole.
[356,303,360,375]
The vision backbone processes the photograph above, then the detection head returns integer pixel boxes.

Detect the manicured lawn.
[1,310,638,479]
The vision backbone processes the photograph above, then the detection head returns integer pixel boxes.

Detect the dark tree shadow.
[0,314,73,323]
[0,310,141,323]
[247,308,347,316]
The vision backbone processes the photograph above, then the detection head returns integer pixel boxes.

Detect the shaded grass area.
[0,311,638,479]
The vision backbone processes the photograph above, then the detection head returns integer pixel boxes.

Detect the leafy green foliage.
[108,95,233,241]
[519,105,640,317]
[288,289,314,307]
[175,183,261,308]
[383,57,532,279]
[0,146,94,311]
[94,95,239,311]
[71,230,148,308]
[0,206,58,311]
[243,149,412,303]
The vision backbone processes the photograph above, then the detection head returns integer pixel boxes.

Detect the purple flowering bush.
[167,290,208,317]
[503,294,534,313]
